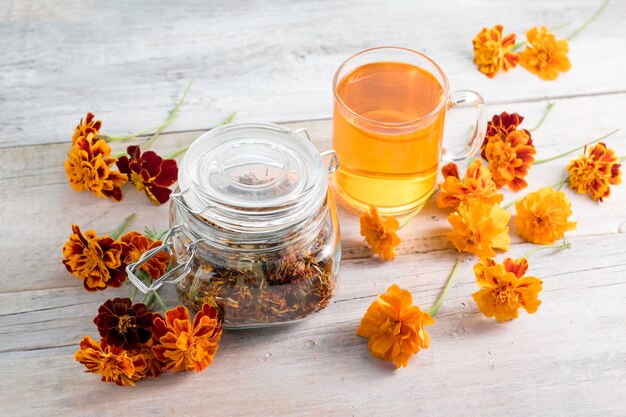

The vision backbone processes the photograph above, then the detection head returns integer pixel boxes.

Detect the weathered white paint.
[1,0,625,147]
[2,1,626,416]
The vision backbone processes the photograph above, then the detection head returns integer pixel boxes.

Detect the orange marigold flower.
[129,338,165,379]
[472,257,542,322]
[481,112,524,158]
[472,25,519,78]
[566,142,622,202]
[75,336,145,386]
[120,232,170,280]
[515,187,577,244]
[485,129,536,191]
[437,160,503,209]
[72,112,102,144]
[519,26,571,81]
[356,284,434,368]
[359,206,401,261]
[65,133,127,202]
[152,304,223,372]
[62,225,127,291]
[448,201,510,258]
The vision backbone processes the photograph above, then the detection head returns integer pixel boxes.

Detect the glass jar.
[126,123,341,328]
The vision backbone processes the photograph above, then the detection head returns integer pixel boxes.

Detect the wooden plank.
[1,93,625,294]
[1,232,625,416]
[1,0,626,147]
[1,231,625,353]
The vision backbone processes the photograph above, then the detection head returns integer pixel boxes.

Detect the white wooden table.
[2,1,625,416]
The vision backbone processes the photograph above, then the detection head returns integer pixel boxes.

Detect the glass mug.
[332,46,486,215]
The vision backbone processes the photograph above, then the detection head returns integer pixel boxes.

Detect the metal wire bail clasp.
[321,150,339,174]
[126,224,200,294]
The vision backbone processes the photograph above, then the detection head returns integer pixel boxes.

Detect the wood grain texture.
[1,232,625,417]
[2,1,626,416]
[1,0,626,147]
[1,107,626,416]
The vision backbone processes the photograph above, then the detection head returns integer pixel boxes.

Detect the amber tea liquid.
[332,61,446,214]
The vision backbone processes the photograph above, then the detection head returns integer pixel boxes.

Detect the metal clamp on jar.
[126,123,341,328]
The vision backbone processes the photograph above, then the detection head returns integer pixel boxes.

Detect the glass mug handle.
[443,90,487,162]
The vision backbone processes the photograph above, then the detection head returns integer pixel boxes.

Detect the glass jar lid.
[177,123,332,233]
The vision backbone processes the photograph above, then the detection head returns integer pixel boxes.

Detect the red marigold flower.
[116,145,178,205]
[120,231,170,280]
[94,298,155,350]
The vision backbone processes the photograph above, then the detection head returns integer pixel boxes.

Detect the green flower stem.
[534,128,619,165]
[550,21,572,31]
[100,126,164,143]
[427,258,462,317]
[502,199,518,210]
[502,177,570,209]
[153,290,168,311]
[529,102,555,132]
[220,111,237,125]
[165,145,189,160]
[109,213,136,240]
[142,79,194,150]
[568,0,611,40]
[555,176,570,191]
[140,292,150,304]
[512,41,525,52]
[522,240,571,259]
[164,111,237,160]
[112,151,126,159]
[398,187,439,229]
[130,286,138,302]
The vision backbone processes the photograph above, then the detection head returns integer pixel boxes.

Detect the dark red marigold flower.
[94,298,155,350]
[116,145,178,205]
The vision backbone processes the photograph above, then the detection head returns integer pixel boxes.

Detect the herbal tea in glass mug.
[332,46,486,215]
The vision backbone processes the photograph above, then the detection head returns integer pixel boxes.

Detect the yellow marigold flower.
[448,201,510,258]
[485,129,536,191]
[72,112,102,144]
[152,304,222,372]
[437,160,503,209]
[515,187,577,244]
[65,133,127,201]
[356,284,434,368]
[566,142,622,202]
[360,205,401,261]
[75,336,146,386]
[62,225,127,291]
[472,257,542,322]
[472,25,519,78]
[519,26,571,81]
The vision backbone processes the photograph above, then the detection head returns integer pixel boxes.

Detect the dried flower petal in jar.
[126,123,341,328]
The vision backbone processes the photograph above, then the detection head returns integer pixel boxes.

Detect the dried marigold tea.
[127,123,341,328]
